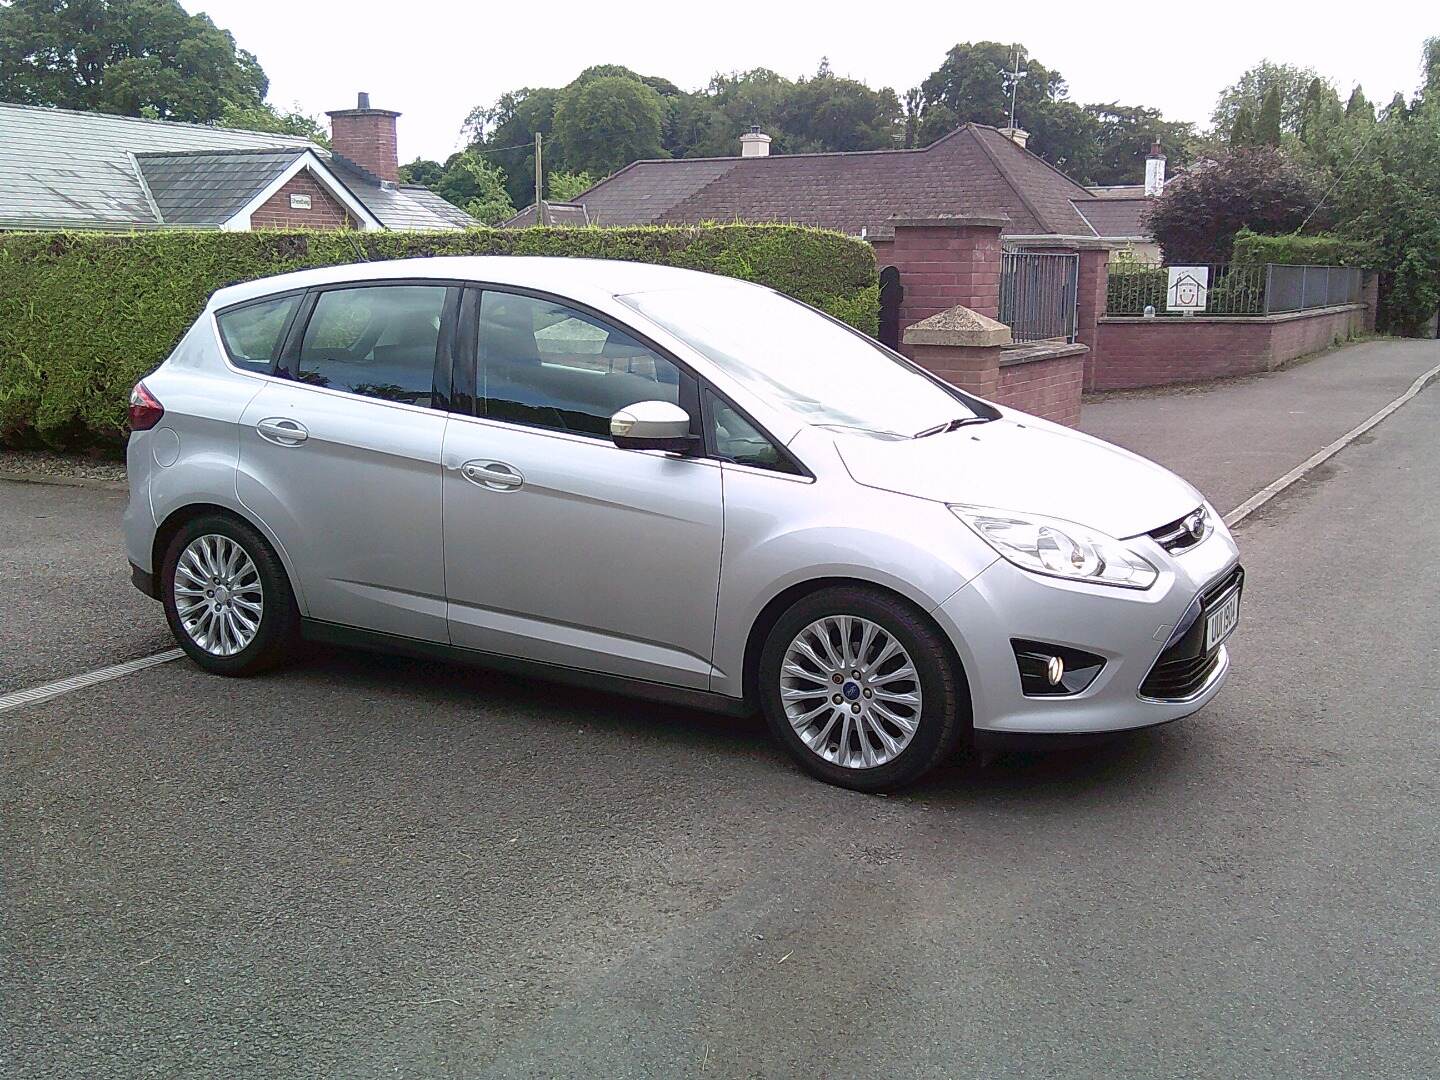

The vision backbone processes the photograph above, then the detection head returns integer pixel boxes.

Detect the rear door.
[441,287,724,688]
[236,281,458,642]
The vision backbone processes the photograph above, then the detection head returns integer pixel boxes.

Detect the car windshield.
[619,286,982,438]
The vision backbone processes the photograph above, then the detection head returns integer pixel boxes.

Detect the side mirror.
[610,400,698,453]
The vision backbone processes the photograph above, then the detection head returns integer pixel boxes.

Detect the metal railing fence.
[1105,261,1362,317]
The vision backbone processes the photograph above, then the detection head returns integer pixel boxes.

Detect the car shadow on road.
[285,642,1199,809]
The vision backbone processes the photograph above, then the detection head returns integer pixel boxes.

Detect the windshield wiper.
[913,416,995,438]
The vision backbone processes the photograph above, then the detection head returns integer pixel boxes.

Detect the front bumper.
[934,526,1241,736]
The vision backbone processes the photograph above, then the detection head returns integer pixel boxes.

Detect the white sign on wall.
[289,193,313,210]
[1167,266,1209,312]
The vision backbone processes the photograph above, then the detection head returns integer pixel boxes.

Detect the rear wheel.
[161,513,298,676]
[758,586,968,792]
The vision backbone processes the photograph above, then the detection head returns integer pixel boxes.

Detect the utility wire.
[1299,119,1385,233]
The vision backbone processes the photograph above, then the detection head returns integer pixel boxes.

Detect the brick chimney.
[1144,140,1167,196]
[997,126,1030,149]
[739,125,771,157]
[327,92,401,183]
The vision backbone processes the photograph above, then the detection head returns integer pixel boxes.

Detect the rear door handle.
[460,460,524,491]
[256,417,308,446]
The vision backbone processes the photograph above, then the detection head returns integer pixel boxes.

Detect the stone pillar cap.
[902,304,1013,347]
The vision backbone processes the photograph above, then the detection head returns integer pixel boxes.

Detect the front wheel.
[758,586,969,792]
[161,513,299,676]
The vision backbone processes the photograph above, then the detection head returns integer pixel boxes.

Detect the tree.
[551,74,667,176]
[903,87,922,148]
[0,0,267,122]
[1083,103,1197,186]
[450,150,514,225]
[778,64,900,152]
[463,87,559,208]
[1255,86,1284,146]
[920,41,1066,131]
[1213,61,1326,138]
[398,159,445,187]
[1146,147,1320,262]
[1345,86,1374,121]
[548,170,595,201]
[219,101,329,146]
[1298,77,1342,145]
[1230,104,1256,147]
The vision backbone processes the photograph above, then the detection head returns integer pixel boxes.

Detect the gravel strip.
[0,450,127,485]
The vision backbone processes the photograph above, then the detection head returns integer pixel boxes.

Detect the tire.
[161,512,299,676]
[758,586,969,792]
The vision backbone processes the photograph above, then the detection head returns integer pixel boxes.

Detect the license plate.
[1205,589,1240,651]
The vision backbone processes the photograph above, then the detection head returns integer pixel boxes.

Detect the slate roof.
[136,148,303,226]
[0,102,475,231]
[510,124,1109,239]
[503,202,592,227]
[1071,196,1152,239]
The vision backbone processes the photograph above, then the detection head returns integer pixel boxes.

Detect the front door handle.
[256,417,309,446]
[461,460,524,491]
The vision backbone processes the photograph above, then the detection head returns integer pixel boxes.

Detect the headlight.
[950,504,1158,590]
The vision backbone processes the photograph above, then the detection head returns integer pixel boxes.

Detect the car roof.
[208,256,759,310]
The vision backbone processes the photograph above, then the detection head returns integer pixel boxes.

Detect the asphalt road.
[5,349,1440,1078]
[1080,336,1440,514]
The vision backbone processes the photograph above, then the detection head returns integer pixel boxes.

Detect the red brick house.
[503,123,1150,251]
[0,93,475,232]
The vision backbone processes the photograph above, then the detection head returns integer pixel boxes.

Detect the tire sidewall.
[161,514,295,675]
[758,587,966,792]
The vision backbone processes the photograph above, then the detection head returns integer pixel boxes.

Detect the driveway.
[4,339,1439,1078]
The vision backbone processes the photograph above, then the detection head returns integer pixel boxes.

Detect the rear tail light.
[128,381,164,431]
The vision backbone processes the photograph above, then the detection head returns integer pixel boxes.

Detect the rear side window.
[296,285,448,407]
[215,294,300,373]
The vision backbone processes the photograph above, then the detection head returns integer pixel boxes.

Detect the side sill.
[299,619,754,718]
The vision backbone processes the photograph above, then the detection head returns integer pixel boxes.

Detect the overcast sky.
[191,0,1435,163]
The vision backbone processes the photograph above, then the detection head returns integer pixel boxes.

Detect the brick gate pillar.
[886,215,1007,356]
[1073,244,1110,391]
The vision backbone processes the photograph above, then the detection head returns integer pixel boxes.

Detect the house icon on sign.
[1166,267,1209,312]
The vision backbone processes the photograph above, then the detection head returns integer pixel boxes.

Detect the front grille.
[1140,650,1223,700]
[1148,506,1209,554]
[1139,564,1243,701]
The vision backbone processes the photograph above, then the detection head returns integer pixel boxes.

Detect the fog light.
[1012,640,1106,697]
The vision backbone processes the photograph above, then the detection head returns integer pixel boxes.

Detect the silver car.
[125,257,1242,791]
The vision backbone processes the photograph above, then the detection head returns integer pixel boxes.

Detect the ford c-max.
[125,257,1241,791]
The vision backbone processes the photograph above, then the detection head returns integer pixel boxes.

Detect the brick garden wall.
[995,347,1086,427]
[249,170,356,230]
[1092,304,1366,390]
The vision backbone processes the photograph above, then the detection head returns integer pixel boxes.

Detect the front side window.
[707,391,799,474]
[477,291,684,438]
[620,285,985,439]
[295,285,448,406]
[216,294,300,373]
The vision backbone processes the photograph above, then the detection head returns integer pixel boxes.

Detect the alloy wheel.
[173,534,264,657]
[780,615,923,769]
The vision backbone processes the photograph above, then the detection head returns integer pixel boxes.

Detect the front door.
[237,282,457,642]
[442,288,723,688]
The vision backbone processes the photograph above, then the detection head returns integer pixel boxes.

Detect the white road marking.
[5,358,1438,714]
[1225,359,1440,527]
[0,649,185,713]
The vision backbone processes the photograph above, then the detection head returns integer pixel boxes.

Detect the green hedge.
[0,224,878,448]
[1230,228,1369,267]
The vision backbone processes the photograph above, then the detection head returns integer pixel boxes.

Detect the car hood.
[832,415,1202,539]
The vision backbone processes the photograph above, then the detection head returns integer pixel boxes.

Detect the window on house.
[477,291,686,437]
[295,285,448,407]
[215,294,301,373]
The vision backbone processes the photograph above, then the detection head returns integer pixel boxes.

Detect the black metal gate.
[878,265,903,349]
[999,252,1079,343]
